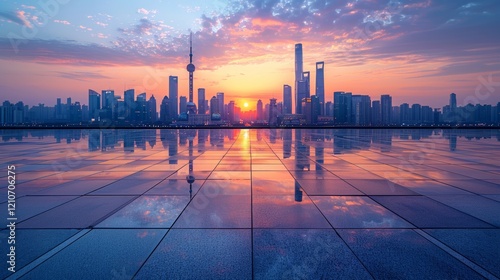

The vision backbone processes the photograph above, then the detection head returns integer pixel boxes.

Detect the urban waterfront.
[0,128,499,279]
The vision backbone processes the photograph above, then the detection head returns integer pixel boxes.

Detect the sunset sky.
[1,0,499,110]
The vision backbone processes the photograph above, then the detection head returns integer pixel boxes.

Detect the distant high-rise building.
[391,106,400,125]
[301,97,312,124]
[311,95,321,124]
[450,93,457,112]
[124,89,135,121]
[283,85,292,114]
[295,43,303,114]
[136,93,147,122]
[334,91,352,124]
[88,89,100,122]
[257,99,264,121]
[269,98,278,125]
[381,94,392,125]
[421,105,433,124]
[400,103,410,124]
[169,76,178,120]
[296,72,310,114]
[101,90,114,120]
[160,96,170,122]
[179,96,187,114]
[372,100,381,125]
[228,101,235,123]
[352,95,371,125]
[147,95,157,123]
[325,101,333,116]
[198,88,206,114]
[315,62,325,113]
[217,92,225,120]
[411,104,422,124]
[210,96,219,115]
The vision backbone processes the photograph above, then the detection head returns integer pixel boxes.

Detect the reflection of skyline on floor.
[1,128,499,279]
[2,129,500,153]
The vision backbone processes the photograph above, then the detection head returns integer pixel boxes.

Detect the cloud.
[55,71,110,81]
[20,5,36,10]
[0,10,32,28]
[54,19,71,25]
[0,39,135,67]
[1,0,499,81]
[137,8,157,15]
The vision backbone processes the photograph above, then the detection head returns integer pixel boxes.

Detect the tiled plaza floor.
[0,129,499,279]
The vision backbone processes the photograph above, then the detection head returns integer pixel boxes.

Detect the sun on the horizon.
[244,102,249,108]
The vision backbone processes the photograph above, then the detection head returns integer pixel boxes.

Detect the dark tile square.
[372,196,493,228]
[135,229,251,279]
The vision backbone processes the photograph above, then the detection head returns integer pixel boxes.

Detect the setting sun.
[244,102,249,108]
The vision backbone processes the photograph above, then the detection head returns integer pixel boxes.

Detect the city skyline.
[1,1,500,108]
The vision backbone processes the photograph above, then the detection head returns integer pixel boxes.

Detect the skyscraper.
[198,88,206,114]
[186,32,197,115]
[334,91,352,124]
[210,96,219,115]
[372,100,381,125]
[179,96,187,114]
[269,98,278,125]
[160,96,170,122]
[101,90,114,120]
[228,101,235,123]
[352,95,371,125]
[169,76,178,120]
[283,85,292,114]
[296,72,310,114]
[381,94,392,125]
[217,92,224,120]
[315,62,325,114]
[88,89,100,122]
[450,93,457,112]
[257,99,263,121]
[295,43,303,114]
[147,95,157,123]
[136,93,147,122]
[124,89,135,121]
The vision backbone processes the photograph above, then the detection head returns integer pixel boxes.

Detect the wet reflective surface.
[0,128,499,279]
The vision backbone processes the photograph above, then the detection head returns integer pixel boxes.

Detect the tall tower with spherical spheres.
[186,32,197,115]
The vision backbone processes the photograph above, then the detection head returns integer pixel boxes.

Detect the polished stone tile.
[135,229,251,279]
[345,179,418,195]
[253,196,331,228]
[90,179,161,195]
[436,179,500,194]
[174,195,251,228]
[428,194,500,227]
[253,229,372,279]
[200,179,251,195]
[97,196,190,228]
[338,229,484,279]
[35,179,115,195]
[145,179,203,195]
[372,196,493,228]
[425,229,500,278]
[0,229,79,279]
[1,196,77,224]
[21,229,166,280]
[298,179,364,195]
[312,196,413,228]
[19,196,135,229]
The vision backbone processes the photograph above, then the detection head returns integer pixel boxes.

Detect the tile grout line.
[413,229,499,280]
[6,229,91,279]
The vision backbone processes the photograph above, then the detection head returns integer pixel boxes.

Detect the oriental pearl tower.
[186,32,197,115]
